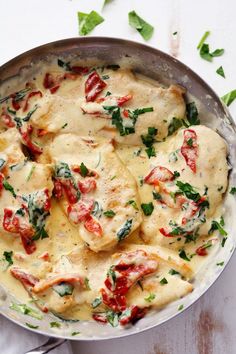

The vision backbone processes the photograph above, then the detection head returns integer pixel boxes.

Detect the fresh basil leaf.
[50,321,61,328]
[103,210,116,218]
[179,249,190,261]
[200,43,213,62]
[208,220,227,236]
[10,302,43,320]
[128,11,154,41]
[117,219,133,241]
[91,297,102,309]
[53,282,74,297]
[176,181,201,202]
[160,277,168,285]
[144,293,156,302]
[168,117,183,136]
[71,331,80,336]
[3,251,13,267]
[78,11,104,36]
[102,0,113,8]
[152,191,162,200]
[197,31,210,49]
[211,48,224,57]
[3,180,16,198]
[141,202,154,216]
[230,187,236,195]
[216,66,225,78]
[221,90,236,106]
[126,200,139,210]
[169,269,180,275]
[57,59,71,71]
[186,102,200,125]
[106,310,119,327]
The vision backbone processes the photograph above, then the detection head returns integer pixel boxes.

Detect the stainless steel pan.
[0,37,236,353]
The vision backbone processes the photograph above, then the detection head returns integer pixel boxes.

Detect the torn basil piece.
[53,282,74,297]
[78,11,104,36]
[128,11,154,41]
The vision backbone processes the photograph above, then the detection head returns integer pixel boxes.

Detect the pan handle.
[24,337,66,354]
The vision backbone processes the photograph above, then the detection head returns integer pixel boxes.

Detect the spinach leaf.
[186,102,200,125]
[141,202,154,216]
[128,11,154,41]
[3,251,13,267]
[168,117,183,136]
[53,282,74,297]
[78,11,104,36]
[117,219,133,241]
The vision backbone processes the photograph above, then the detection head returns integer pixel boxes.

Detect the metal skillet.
[0,37,236,353]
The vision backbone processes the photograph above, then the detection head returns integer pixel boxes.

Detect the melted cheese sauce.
[0,60,229,328]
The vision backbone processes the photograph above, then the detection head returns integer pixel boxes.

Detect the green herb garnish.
[10,302,43,320]
[3,180,16,198]
[141,202,154,216]
[230,187,236,195]
[208,220,227,236]
[71,331,80,336]
[103,210,116,218]
[221,90,236,106]
[152,191,162,201]
[169,269,180,275]
[91,297,102,309]
[117,219,133,241]
[3,251,13,267]
[126,200,139,210]
[186,102,200,125]
[25,323,39,329]
[53,282,74,297]
[26,165,36,182]
[168,117,183,136]
[50,321,61,328]
[80,162,89,177]
[179,249,190,261]
[216,66,225,78]
[178,304,184,311]
[144,293,156,302]
[160,277,168,285]
[216,261,224,266]
[128,11,154,41]
[57,59,71,71]
[197,31,210,49]
[78,11,104,36]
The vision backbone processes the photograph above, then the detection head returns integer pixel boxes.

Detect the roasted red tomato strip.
[119,306,147,326]
[84,215,103,237]
[10,267,39,287]
[0,108,15,127]
[19,125,43,155]
[67,198,94,223]
[53,179,79,204]
[181,129,198,173]
[85,71,107,102]
[144,166,174,186]
[3,208,36,254]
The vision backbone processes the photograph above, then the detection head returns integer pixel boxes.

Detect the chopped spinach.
[3,180,16,198]
[103,210,116,218]
[168,117,183,136]
[141,202,154,216]
[186,102,200,125]
[117,219,133,241]
[3,251,13,267]
[53,282,74,297]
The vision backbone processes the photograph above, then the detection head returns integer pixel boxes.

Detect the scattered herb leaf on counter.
[102,0,113,9]
[78,11,104,36]
[144,293,156,302]
[216,66,225,78]
[230,187,236,195]
[50,321,61,328]
[10,302,43,320]
[141,202,154,216]
[25,323,39,329]
[197,32,224,61]
[197,31,210,49]
[221,89,236,106]
[128,11,154,41]
[3,251,13,267]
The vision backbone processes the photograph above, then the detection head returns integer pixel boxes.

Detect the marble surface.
[0,0,236,353]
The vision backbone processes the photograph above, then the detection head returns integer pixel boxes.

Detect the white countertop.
[1,0,236,353]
